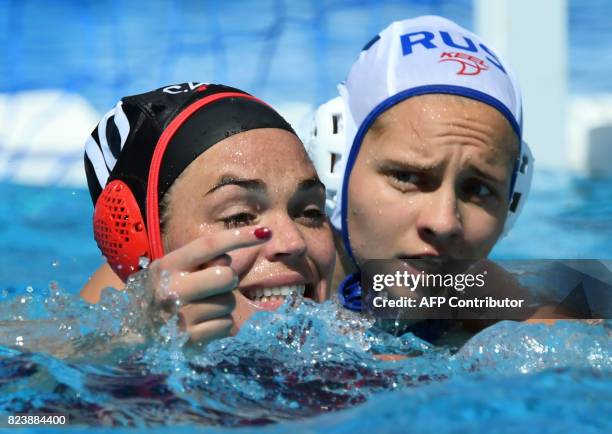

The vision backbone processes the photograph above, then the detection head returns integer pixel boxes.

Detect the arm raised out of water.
[81,227,272,345]
[81,263,125,303]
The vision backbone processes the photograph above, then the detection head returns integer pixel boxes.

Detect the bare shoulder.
[80,262,124,304]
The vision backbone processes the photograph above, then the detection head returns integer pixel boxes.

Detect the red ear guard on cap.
[93,179,150,281]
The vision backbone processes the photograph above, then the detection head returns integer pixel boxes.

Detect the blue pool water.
[0,281,610,432]
[2,0,612,110]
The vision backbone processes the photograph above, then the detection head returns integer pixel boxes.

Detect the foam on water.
[0,272,610,432]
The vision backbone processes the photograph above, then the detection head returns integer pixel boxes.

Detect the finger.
[179,292,236,326]
[166,266,237,303]
[159,226,272,271]
[202,253,232,268]
[187,315,233,344]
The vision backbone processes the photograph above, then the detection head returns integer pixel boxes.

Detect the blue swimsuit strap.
[337,272,363,312]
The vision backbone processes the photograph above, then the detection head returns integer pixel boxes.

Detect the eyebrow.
[379,158,505,184]
[205,176,326,196]
[469,165,506,185]
[206,176,266,195]
[378,158,441,173]
[297,177,326,192]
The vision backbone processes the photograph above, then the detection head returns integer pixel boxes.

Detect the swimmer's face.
[347,94,518,264]
[162,128,335,330]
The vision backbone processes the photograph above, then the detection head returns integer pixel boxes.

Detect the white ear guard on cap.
[503,139,534,236]
[306,96,346,214]
[307,96,534,238]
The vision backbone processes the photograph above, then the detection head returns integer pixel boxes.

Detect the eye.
[463,179,496,200]
[389,169,419,184]
[297,206,326,228]
[383,168,423,192]
[222,212,257,229]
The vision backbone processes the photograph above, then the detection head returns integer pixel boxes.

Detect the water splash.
[0,275,610,430]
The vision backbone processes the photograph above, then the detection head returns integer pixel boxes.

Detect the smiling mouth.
[241,283,315,310]
[244,284,306,303]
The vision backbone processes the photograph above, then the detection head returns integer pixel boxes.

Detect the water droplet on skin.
[198,222,214,234]
[138,256,151,269]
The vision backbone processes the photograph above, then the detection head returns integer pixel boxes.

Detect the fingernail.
[254,227,272,239]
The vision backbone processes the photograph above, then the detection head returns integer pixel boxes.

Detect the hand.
[146,227,272,344]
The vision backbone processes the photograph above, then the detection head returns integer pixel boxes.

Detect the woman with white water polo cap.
[308,16,534,340]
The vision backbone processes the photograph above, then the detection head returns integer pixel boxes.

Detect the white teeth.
[247,284,306,301]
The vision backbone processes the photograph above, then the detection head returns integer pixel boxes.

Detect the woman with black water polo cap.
[82,82,335,344]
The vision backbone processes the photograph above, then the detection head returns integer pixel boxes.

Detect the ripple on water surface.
[0,273,610,432]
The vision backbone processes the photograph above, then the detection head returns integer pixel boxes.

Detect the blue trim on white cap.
[340,84,523,267]
[362,34,381,51]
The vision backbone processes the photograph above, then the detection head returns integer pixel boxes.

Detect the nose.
[416,185,464,247]
[262,214,307,262]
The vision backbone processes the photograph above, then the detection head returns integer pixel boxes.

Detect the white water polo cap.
[308,15,534,264]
